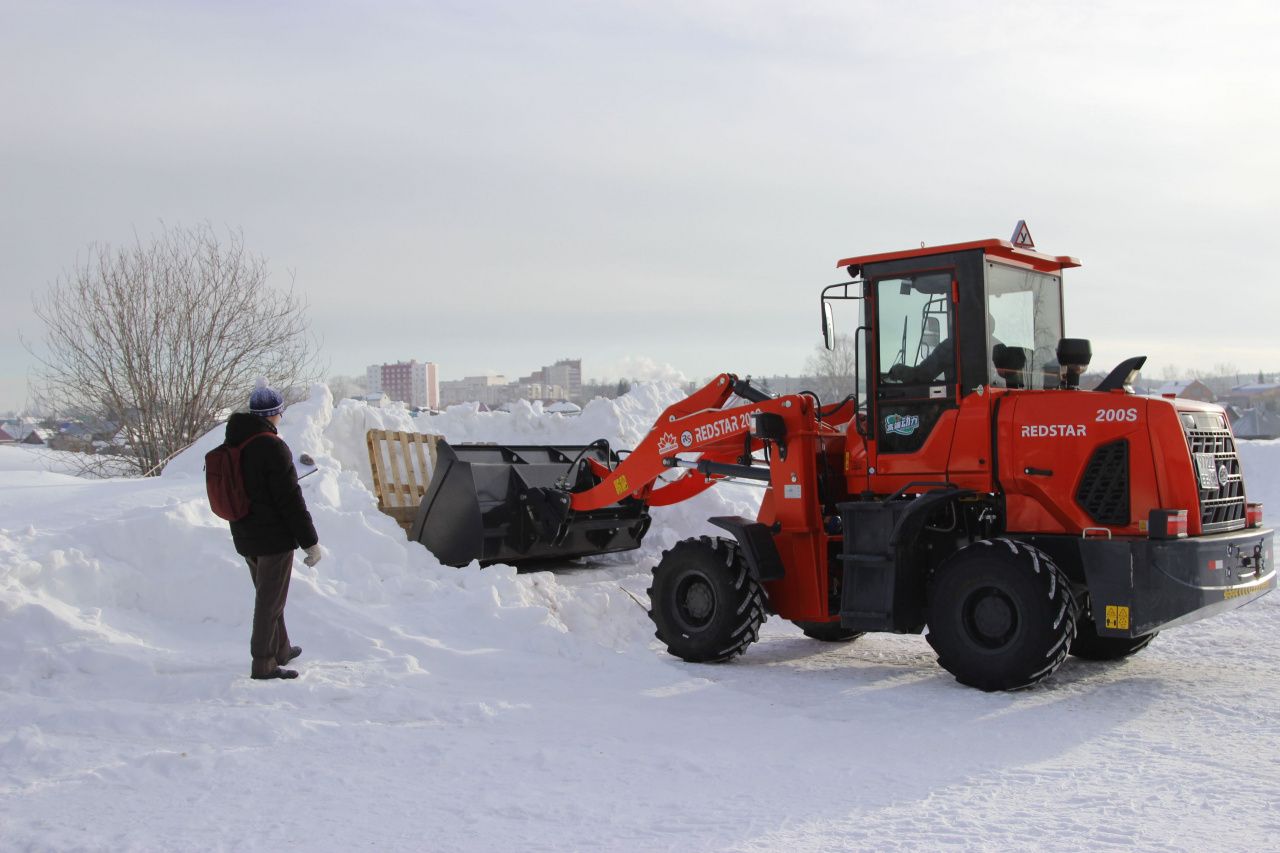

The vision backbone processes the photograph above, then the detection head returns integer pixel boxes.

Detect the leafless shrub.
[804,333,860,405]
[26,444,137,480]
[27,223,318,476]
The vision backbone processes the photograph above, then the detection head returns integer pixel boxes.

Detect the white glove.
[303,544,322,567]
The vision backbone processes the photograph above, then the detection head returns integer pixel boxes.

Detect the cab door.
[869,270,960,475]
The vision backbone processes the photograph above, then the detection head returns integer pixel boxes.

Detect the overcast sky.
[3,0,1279,412]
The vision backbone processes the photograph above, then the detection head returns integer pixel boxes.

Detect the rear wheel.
[926,538,1077,691]
[792,621,864,643]
[648,536,766,663]
[1070,616,1157,660]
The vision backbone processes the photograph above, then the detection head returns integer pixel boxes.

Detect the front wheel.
[926,538,1077,691]
[1070,616,1157,660]
[648,536,766,663]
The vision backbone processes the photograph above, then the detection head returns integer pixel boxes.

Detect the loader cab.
[831,238,1077,470]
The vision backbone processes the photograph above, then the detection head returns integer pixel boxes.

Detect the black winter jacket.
[224,412,319,557]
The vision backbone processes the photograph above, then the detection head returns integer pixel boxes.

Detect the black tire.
[648,536,766,663]
[1069,616,1157,660]
[792,621,864,643]
[926,538,1078,691]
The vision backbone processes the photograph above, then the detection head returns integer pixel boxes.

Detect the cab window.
[876,272,954,386]
[985,263,1063,390]
[874,271,955,454]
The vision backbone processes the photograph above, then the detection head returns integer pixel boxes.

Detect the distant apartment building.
[516,382,568,401]
[433,358,582,408]
[366,360,439,409]
[439,375,510,408]
[438,376,570,408]
[520,358,582,402]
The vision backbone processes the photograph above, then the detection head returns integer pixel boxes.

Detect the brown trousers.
[245,551,293,676]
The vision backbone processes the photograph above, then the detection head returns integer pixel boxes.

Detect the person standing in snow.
[224,379,322,680]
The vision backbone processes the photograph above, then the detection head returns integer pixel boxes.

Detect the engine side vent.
[1076,439,1130,525]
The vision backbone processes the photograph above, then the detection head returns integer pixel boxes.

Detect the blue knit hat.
[249,377,285,418]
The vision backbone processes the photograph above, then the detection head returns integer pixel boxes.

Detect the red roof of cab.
[837,238,1080,274]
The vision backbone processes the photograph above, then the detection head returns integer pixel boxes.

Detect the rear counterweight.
[1020,527,1274,637]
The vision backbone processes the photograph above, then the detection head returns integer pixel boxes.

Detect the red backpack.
[205,432,280,521]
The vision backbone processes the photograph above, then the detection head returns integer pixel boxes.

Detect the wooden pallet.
[365,429,440,535]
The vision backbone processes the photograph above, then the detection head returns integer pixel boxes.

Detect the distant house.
[50,422,97,452]
[357,392,390,409]
[9,418,39,442]
[21,428,51,446]
[1224,382,1280,414]
[0,427,15,443]
[1229,407,1280,440]
[1155,380,1216,403]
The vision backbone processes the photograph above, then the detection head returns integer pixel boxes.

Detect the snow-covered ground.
[2,385,1279,852]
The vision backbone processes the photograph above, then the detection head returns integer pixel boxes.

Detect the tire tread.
[649,537,766,663]
[927,538,1078,691]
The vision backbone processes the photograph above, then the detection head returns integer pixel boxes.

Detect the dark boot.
[251,655,298,680]
[278,645,302,665]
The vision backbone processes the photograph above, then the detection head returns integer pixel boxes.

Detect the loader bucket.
[411,440,651,568]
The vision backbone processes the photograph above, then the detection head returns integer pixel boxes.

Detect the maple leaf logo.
[657,433,679,455]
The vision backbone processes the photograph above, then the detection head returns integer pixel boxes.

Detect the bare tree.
[804,334,860,404]
[28,223,318,476]
[327,374,368,400]
[1213,362,1241,390]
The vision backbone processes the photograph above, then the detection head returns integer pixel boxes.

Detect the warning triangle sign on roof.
[1010,220,1034,248]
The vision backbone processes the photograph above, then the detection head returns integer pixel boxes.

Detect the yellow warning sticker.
[1105,605,1130,630]
[613,474,630,496]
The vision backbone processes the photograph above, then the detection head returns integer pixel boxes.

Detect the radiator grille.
[1076,439,1130,525]
[1184,419,1247,533]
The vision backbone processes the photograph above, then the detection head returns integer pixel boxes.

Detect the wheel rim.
[674,573,716,632]
[962,585,1019,650]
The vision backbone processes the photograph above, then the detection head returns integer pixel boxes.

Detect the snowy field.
[3,384,1280,852]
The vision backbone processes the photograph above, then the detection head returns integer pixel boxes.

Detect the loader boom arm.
[569,373,851,512]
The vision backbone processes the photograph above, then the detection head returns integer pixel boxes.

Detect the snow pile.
[0,444,134,478]
[1238,439,1280,512]
[0,383,749,714]
[2,386,1280,851]
[414,382,690,448]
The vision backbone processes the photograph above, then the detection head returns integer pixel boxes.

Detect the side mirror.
[822,301,835,350]
[1056,338,1092,389]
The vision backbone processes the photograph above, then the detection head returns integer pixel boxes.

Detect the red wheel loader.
[413,226,1274,690]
